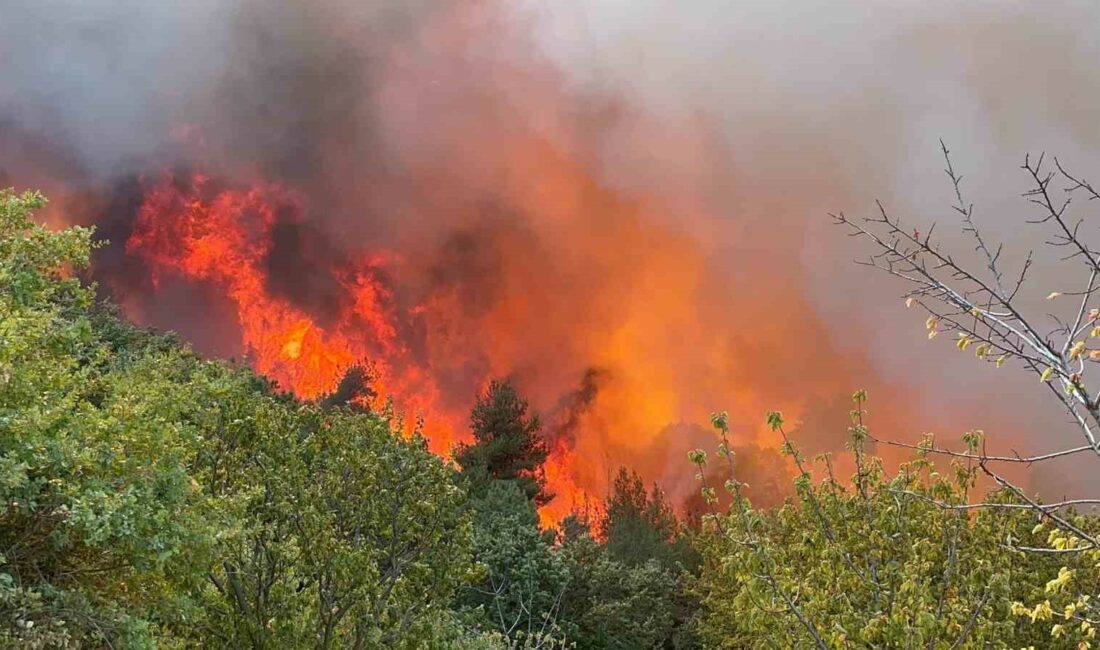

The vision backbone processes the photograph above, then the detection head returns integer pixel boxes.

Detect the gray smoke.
[510,0,1100,494]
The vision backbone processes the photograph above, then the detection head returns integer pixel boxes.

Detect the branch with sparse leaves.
[834,146,1100,647]
[834,146,1100,474]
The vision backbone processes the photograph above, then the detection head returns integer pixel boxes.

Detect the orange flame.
[0,0,1028,530]
[119,116,904,527]
[125,170,590,522]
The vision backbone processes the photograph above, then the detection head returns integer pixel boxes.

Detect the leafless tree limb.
[837,146,1100,549]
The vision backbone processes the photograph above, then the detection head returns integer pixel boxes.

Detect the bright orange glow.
[0,0,1030,531]
[119,120,903,527]
[126,174,453,440]
[125,170,592,517]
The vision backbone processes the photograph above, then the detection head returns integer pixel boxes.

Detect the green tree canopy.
[601,467,695,573]
[558,515,686,650]
[690,399,1076,649]
[0,189,486,648]
[0,189,220,647]
[458,481,570,649]
[455,380,551,506]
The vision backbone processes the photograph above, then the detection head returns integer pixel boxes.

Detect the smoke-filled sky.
[3,0,1100,507]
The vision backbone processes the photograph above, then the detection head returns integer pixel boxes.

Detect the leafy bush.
[690,396,1082,648]
[0,189,479,648]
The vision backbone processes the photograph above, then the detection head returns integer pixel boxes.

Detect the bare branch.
[835,146,1100,562]
[892,489,1100,512]
[942,140,1005,294]
[870,436,1095,464]
[978,459,1100,550]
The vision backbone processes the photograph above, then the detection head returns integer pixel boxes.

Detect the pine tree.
[455,379,552,506]
[601,467,694,570]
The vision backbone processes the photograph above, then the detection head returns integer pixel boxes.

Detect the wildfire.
[130,174,377,398]
[4,4,913,528]
[114,108,889,526]
[127,172,450,430]
[0,0,1042,533]
[124,170,591,524]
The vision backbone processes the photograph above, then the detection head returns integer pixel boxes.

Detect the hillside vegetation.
[4,185,1099,649]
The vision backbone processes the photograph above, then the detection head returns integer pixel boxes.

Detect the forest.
[7,146,1100,650]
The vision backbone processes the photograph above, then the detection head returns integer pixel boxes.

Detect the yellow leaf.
[905,297,915,308]
[996,355,1007,368]
[1041,367,1055,382]
[1071,341,1087,360]
[1031,600,1054,622]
